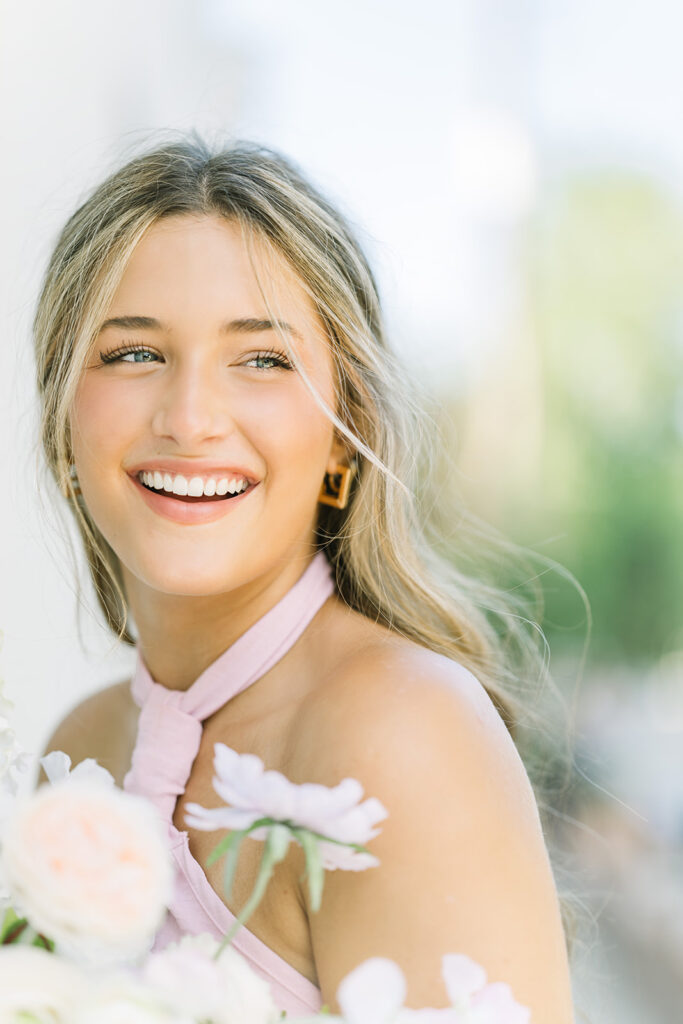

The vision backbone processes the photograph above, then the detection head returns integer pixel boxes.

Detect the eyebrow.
[97,315,302,339]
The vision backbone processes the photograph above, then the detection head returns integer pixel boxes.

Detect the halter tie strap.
[123,552,336,821]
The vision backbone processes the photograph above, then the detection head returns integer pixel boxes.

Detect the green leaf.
[206,831,239,868]
[214,824,292,959]
[31,933,55,952]
[0,907,20,941]
[1,915,29,945]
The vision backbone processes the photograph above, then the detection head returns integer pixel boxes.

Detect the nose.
[150,361,235,447]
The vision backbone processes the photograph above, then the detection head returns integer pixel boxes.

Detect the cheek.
[243,384,335,483]
[69,377,140,472]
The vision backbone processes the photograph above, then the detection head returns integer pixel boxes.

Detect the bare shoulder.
[295,625,545,862]
[42,679,138,786]
[298,629,523,802]
[294,628,574,1020]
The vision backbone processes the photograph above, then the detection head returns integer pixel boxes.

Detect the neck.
[121,549,319,691]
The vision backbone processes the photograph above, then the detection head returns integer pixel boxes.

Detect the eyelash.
[98,343,294,371]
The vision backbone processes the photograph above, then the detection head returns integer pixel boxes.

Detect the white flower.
[0,945,89,1022]
[40,749,115,788]
[0,710,34,913]
[333,954,530,1024]
[440,954,530,1024]
[337,957,407,1024]
[0,684,13,723]
[142,933,279,1024]
[0,779,174,968]
[0,723,34,803]
[74,971,193,1024]
[185,742,388,871]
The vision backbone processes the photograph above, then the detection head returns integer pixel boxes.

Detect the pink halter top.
[123,552,336,1016]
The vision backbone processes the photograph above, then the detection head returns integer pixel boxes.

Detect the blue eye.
[99,344,157,364]
[244,350,293,371]
[98,345,294,370]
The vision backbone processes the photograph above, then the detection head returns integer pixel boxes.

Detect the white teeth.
[137,470,250,498]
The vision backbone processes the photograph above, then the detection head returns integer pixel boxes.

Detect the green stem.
[295,828,324,912]
[214,826,290,960]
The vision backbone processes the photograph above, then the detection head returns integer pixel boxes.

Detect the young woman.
[35,137,575,1021]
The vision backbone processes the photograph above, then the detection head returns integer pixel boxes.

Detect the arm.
[300,649,575,1022]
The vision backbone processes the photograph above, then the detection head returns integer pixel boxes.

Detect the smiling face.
[69,214,345,601]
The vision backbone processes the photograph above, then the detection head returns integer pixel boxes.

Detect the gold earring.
[318,457,357,509]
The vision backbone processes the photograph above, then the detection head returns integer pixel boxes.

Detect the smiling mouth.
[137,479,246,503]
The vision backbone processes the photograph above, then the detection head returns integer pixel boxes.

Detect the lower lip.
[127,473,257,524]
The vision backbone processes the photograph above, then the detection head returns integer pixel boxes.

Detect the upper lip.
[126,459,259,484]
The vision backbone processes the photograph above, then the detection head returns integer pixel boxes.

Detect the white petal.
[398,1010,461,1023]
[70,758,115,787]
[40,750,72,783]
[318,840,380,871]
[442,954,487,1004]
[314,797,389,843]
[337,957,406,1024]
[208,742,387,859]
[12,752,36,776]
[260,769,298,819]
[183,802,260,832]
[0,730,16,756]
[471,983,531,1024]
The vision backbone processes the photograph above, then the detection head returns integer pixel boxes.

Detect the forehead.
[108,213,320,333]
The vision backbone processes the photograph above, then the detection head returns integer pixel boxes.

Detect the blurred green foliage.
[525,172,683,661]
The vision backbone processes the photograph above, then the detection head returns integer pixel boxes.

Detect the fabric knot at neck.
[123,552,336,826]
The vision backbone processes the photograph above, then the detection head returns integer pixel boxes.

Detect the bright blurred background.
[1,2,681,1020]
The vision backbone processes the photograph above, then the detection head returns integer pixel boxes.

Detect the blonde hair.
[33,132,585,957]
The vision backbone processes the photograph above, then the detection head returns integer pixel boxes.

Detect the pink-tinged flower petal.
[260,769,298,819]
[297,778,365,822]
[471,983,531,1024]
[313,797,388,844]
[442,954,487,1004]
[183,803,260,832]
[337,957,406,1024]
[318,840,380,871]
[1,779,173,967]
[204,742,388,855]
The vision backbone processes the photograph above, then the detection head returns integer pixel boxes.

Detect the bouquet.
[0,638,530,1023]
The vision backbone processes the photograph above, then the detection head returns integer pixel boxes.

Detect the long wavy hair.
[32,132,585,961]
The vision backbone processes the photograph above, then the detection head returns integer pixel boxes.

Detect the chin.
[123,548,272,599]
